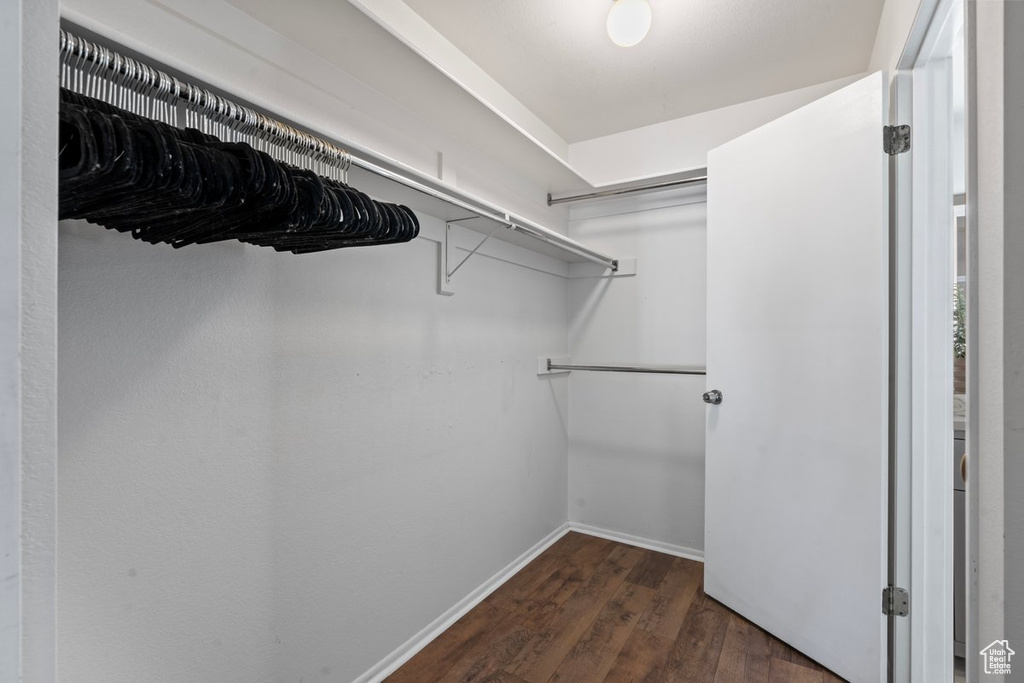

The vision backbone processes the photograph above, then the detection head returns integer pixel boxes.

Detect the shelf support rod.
[447,223,505,279]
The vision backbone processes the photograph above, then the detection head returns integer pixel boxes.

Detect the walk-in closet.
[4,1,1022,682]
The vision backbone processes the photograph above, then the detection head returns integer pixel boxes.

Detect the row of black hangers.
[58,89,419,253]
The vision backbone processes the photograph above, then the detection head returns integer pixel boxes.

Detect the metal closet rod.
[547,359,706,376]
[361,160,617,269]
[547,173,708,206]
[58,29,618,272]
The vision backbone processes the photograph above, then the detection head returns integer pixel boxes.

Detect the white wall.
[970,0,1004,669]
[567,74,865,187]
[3,3,59,683]
[57,218,570,683]
[970,1,1024,676]
[0,0,23,678]
[566,191,707,553]
[871,0,926,73]
[21,0,60,681]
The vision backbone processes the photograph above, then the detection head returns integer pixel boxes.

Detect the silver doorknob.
[703,389,723,405]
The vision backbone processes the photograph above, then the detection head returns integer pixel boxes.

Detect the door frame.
[891,0,964,680]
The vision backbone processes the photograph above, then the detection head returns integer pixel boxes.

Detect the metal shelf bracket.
[440,217,508,295]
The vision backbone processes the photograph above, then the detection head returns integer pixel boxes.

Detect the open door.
[704,72,888,683]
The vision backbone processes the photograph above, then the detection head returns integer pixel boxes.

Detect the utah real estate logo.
[980,639,1014,675]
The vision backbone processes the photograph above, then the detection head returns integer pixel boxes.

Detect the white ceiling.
[401,0,885,142]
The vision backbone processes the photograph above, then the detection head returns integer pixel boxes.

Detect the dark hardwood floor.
[386,532,845,683]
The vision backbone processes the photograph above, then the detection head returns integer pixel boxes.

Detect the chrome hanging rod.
[547,359,706,376]
[58,29,618,272]
[547,172,708,206]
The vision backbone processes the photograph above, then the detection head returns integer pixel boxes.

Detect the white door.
[704,72,888,683]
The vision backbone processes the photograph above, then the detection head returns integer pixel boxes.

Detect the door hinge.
[883,125,911,155]
[882,586,909,616]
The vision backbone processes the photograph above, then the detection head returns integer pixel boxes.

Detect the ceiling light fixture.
[607,0,652,48]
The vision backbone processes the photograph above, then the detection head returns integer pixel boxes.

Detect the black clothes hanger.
[58,88,419,254]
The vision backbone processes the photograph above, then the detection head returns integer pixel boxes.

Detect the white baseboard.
[568,522,705,563]
[353,522,571,683]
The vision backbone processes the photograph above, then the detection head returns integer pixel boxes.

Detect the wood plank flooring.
[387,532,845,683]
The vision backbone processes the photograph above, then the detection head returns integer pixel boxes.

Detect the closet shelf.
[58,27,617,270]
[348,164,612,266]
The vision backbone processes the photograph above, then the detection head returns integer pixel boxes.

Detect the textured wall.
[22,0,60,680]
[0,0,23,677]
[567,193,707,553]
[57,216,569,682]
[971,1,1024,676]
